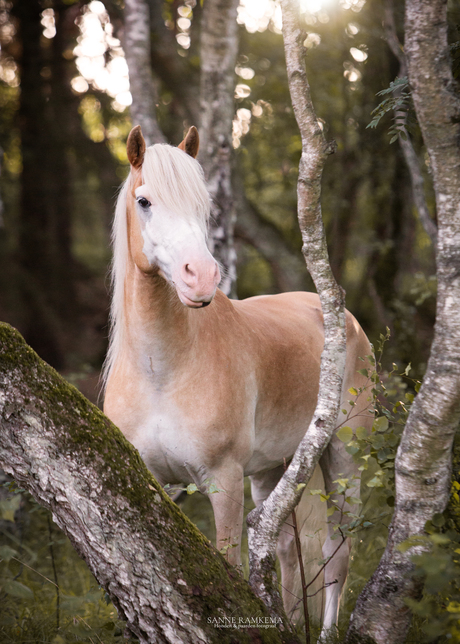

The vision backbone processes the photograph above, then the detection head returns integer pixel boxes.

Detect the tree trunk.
[246,0,346,617]
[12,0,78,368]
[124,0,166,145]
[199,0,239,297]
[383,0,437,247]
[0,322,298,644]
[344,2,460,642]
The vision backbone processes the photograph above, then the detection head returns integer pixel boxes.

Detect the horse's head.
[126,125,220,308]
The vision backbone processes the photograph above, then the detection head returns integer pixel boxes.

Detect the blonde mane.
[101,143,211,391]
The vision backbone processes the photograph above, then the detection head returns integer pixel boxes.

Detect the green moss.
[0,323,297,643]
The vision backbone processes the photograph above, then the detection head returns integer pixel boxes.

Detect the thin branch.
[246,0,347,622]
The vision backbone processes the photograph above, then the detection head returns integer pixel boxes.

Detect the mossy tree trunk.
[344,2,460,642]
[0,323,298,644]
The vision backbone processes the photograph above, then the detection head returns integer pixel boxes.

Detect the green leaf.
[345,443,360,456]
[358,368,369,377]
[348,387,358,396]
[370,433,385,449]
[207,483,221,494]
[1,579,34,599]
[431,513,446,528]
[296,483,306,492]
[0,496,21,523]
[0,545,18,561]
[373,416,389,433]
[327,506,335,517]
[367,476,385,488]
[346,496,362,506]
[356,426,368,440]
[186,483,199,495]
[336,426,353,443]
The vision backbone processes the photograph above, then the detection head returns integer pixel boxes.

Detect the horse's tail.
[279,464,327,628]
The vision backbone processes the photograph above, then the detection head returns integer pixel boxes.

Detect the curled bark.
[0,323,296,644]
[247,0,346,617]
[344,2,460,642]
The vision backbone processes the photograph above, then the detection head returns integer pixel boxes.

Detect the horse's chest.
[124,398,199,483]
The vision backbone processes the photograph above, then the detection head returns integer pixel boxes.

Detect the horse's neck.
[122,259,194,380]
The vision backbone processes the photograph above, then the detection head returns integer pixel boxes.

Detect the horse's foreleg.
[208,466,245,568]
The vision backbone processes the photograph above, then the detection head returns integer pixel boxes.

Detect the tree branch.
[0,323,296,644]
[233,174,309,293]
[246,0,346,617]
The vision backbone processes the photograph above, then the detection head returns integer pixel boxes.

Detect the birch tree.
[124,0,165,145]
[247,0,348,617]
[0,323,297,644]
[122,0,239,294]
[199,0,240,296]
[344,1,460,641]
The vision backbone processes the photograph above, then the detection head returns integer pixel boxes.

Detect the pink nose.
[180,260,220,296]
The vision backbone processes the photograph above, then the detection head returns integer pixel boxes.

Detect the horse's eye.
[137,197,151,209]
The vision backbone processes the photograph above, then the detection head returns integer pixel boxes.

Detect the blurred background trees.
[0,0,441,386]
[0,0,455,641]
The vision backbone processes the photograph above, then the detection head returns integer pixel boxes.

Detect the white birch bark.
[199,0,239,297]
[246,0,347,616]
[0,323,295,644]
[124,0,165,145]
[344,1,460,641]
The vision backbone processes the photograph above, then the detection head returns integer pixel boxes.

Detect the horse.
[102,124,373,633]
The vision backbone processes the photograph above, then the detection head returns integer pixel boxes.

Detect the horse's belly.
[243,418,311,476]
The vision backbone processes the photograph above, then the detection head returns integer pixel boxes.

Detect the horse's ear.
[127,125,146,169]
[178,126,199,158]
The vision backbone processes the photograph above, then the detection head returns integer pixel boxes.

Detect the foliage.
[0,481,137,644]
[367,77,417,144]
[398,432,460,643]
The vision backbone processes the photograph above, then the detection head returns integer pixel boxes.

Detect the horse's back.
[231,290,370,368]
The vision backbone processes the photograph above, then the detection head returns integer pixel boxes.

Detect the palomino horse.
[103,125,373,632]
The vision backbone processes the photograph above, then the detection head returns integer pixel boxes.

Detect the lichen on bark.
[344,2,460,642]
[0,322,296,644]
